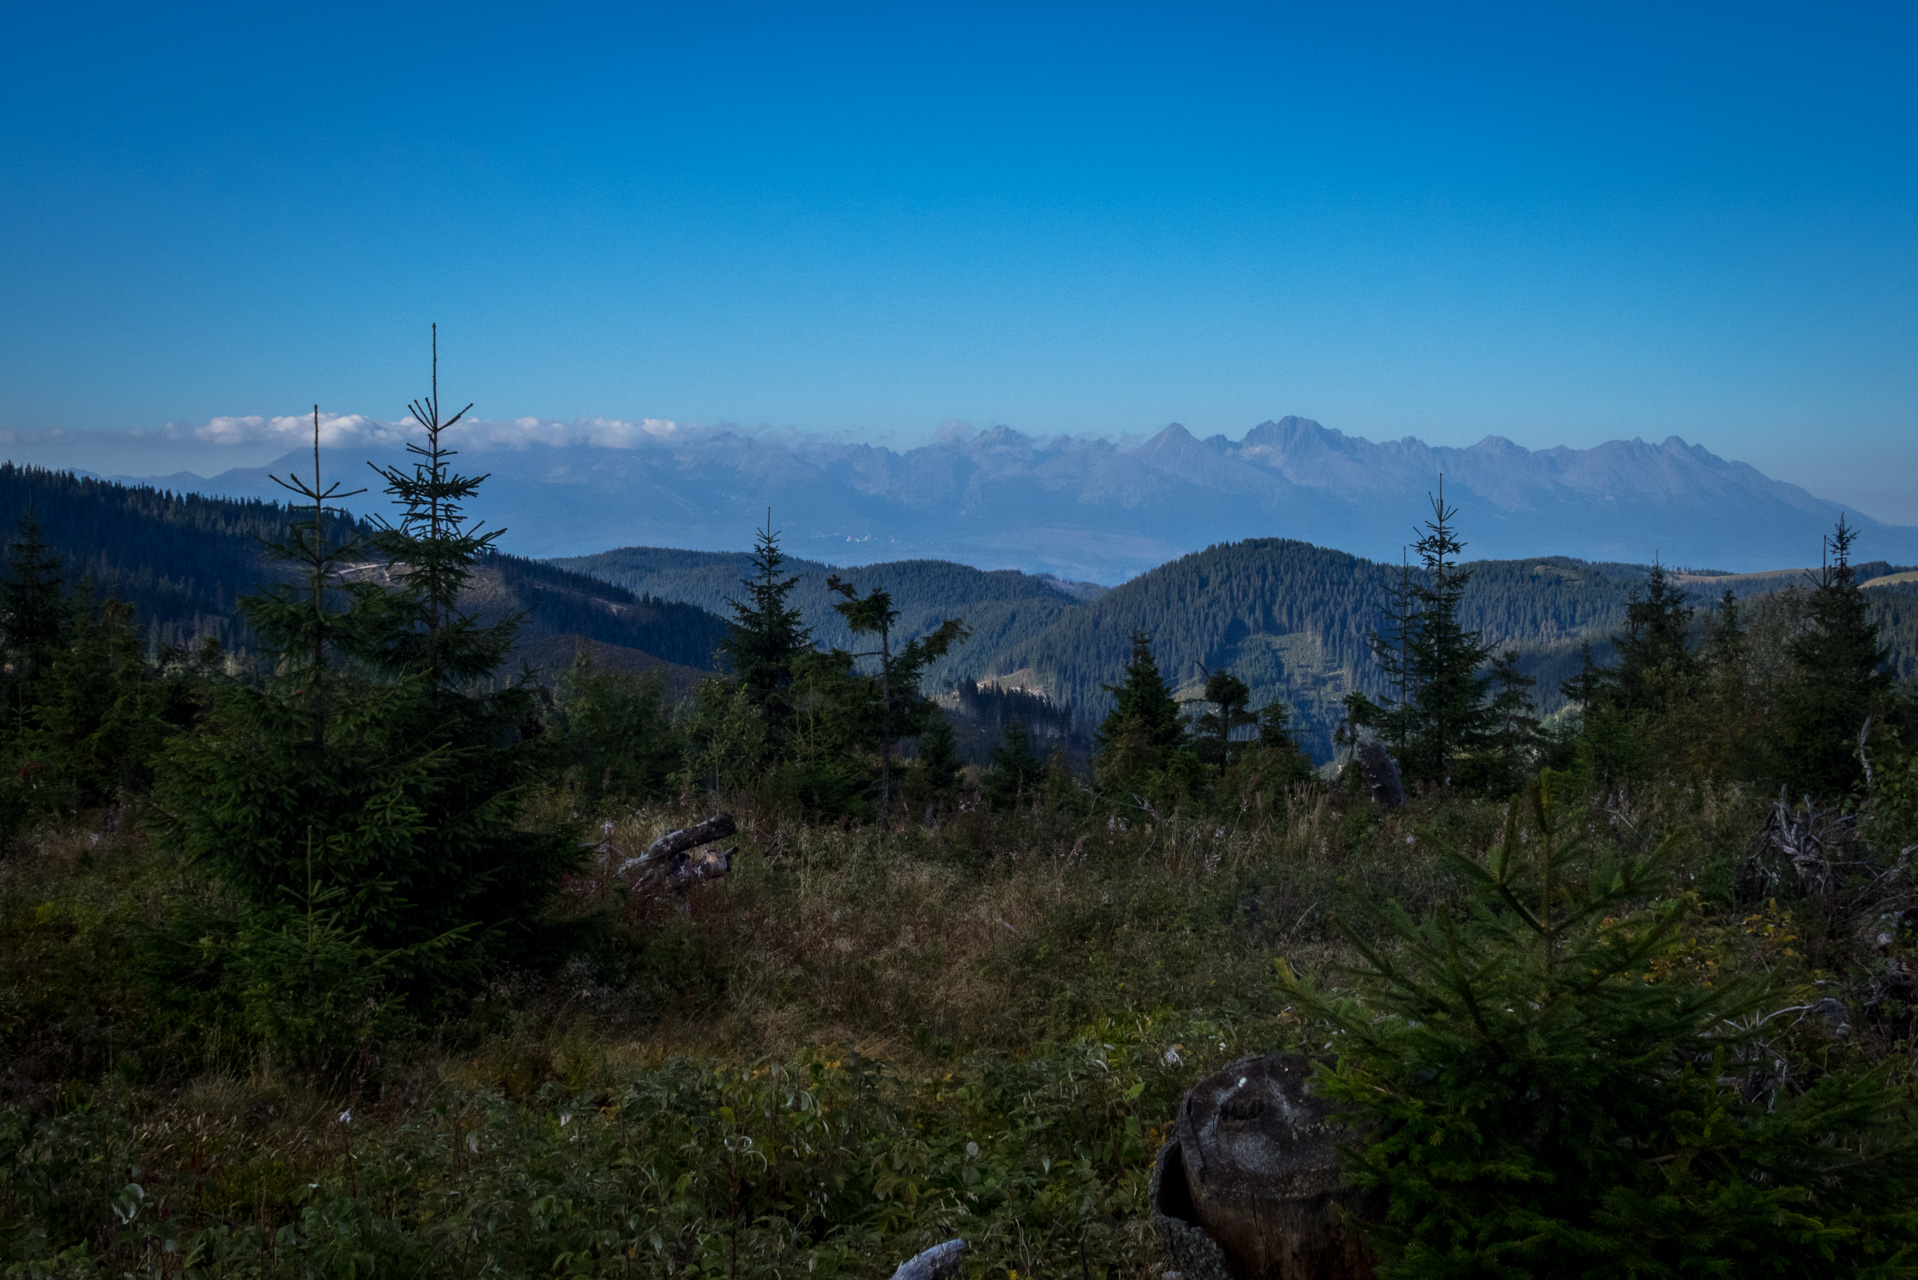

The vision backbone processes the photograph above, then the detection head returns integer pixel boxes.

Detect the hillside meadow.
[4,774,1827,1279]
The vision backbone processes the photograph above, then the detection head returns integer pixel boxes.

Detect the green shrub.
[1282,772,1918,1277]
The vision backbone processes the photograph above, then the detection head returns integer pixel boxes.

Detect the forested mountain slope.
[556,535,1918,761]
[556,546,1087,691]
[8,466,1912,761]
[0,465,726,683]
[975,541,1918,760]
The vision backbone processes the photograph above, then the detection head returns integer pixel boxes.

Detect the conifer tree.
[1095,630,1197,801]
[1246,698,1314,786]
[1193,668,1255,770]
[1462,648,1540,795]
[1604,561,1700,715]
[912,709,964,805]
[1692,588,1763,779]
[982,719,1045,809]
[1774,518,1894,798]
[1398,487,1493,784]
[553,650,681,805]
[1367,550,1417,759]
[1257,700,1299,753]
[365,325,515,685]
[1559,642,1605,710]
[826,574,967,824]
[1097,630,1186,755]
[718,514,812,741]
[1281,774,1918,1274]
[161,357,575,1032]
[21,594,172,814]
[1702,587,1747,674]
[0,515,68,704]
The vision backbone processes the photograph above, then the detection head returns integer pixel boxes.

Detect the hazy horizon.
[3,4,1914,524]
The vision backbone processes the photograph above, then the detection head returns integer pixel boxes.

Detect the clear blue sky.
[3,2,1915,517]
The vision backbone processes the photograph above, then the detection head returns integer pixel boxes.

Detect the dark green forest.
[0,463,727,675]
[558,544,1086,690]
[7,442,1918,1279]
[575,536,1918,758]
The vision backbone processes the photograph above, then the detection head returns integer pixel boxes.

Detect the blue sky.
[2,2,1915,518]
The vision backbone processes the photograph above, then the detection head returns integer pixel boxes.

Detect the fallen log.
[615,813,738,895]
[1151,1054,1374,1280]
[888,1239,965,1280]
[642,813,737,862]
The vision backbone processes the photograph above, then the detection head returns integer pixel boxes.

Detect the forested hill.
[987,539,1918,759]
[0,464,727,682]
[8,466,1914,760]
[555,535,1918,761]
[555,546,1090,690]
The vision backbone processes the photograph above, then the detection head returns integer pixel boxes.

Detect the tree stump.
[1151,1054,1374,1280]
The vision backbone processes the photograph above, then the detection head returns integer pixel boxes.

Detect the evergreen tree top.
[1098,629,1185,751]
[718,516,812,712]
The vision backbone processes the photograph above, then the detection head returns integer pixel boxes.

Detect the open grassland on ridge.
[1,778,1803,1279]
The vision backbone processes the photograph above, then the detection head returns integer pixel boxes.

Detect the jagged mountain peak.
[124,417,1911,582]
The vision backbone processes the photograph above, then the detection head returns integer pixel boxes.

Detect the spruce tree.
[1094,630,1195,801]
[826,574,967,824]
[364,325,515,685]
[20,594,171,815]
[1257,700,1299,753]
[1367,550,1417,759]
[717,514,812,741]
[1399,488,1493,784]
[913,710,964,804]
[1193,668,1255,770]
[553,649,682,806]
[1461,648,1540,795]
[1694,589,1762,780]
[1250,698,1314,786]
[981,719,1045,810]
[1281,774,1918,1275]
[1606,561,1700,715]
[1097,630,1186,754]
[1774,518,1894,798]
[0,514,68,704]
[161,360,575,1034]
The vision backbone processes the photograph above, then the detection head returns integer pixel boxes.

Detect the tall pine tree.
[826,574,967,824]
[1193,667,1255,770]
[1605,561,1700,716]
[161,352,576,1037]
[717,514,812,743]
[0,514,68,706]
[1095,630,1192,797]
[1397,487,1493,785]
[1773,518,1894,798]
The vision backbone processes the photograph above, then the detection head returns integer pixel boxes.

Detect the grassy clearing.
[0,780,1803,1278]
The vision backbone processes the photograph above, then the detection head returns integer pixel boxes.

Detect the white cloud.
[178,413,412,448]
[169,413,684,450]
[459,416,683,449]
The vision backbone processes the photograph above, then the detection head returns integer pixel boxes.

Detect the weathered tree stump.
[1351,740,1403,810]
[1151,1054,1374,1280]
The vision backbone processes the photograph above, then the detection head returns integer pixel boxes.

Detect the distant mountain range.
[110,417,1916,582]
[9,465,1917,761]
